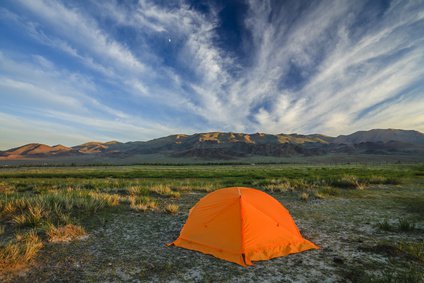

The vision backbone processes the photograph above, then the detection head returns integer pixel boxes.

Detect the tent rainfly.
[167,187,319,266]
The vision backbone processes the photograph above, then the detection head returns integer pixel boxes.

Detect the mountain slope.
[333,129,424,144]
[0,143,73,159]
[72,141,121,153]
[1,129,423,161]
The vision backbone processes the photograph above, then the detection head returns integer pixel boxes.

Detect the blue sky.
[0,0,423,149]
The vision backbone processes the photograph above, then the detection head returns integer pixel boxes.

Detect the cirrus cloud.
[0,0,423,149]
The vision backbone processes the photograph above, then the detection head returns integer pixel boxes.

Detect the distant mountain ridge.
[333,129,424,144]
[1,129,423,161]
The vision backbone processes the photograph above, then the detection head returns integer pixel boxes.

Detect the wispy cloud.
[0,0,423,149]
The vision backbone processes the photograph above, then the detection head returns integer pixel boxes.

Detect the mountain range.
[1,129,423,163]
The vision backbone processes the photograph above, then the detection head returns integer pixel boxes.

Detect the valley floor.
[1,164,423,282]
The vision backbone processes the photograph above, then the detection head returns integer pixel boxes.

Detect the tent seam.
[239,189,249,266]
[242,197,281,226]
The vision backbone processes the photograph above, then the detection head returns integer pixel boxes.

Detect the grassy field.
[0,164,423,282]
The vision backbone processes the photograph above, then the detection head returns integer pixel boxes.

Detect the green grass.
[397,241,424,262]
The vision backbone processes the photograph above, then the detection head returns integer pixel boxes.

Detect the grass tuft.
[165,204,179,214]
[318,186,340,197]
[398,218,416,232]
[150,184,181,198]
[129,196,157,212]
[128,186,149,196]
[314,192,325,199]
[299,192,309,202]
[397,241,424,262]
[377,219,393,231]
[47,224,87,243]
[0,230,43,270]
[377,218,416,232]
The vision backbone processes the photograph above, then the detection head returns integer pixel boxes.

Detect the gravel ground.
[4,187,424,282]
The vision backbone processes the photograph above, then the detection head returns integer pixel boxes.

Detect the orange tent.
[168,187,319,266]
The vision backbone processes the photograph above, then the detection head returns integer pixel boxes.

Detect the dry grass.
[0,230,43,271]
[89,192,121,206]
[264,181,293,193]
[318,186,340,197]
[47,224,87,243]
[355,181,367,190]
[130,203,150,212]
[314,192,325,199]
[130,201,157,212]
[129,196,158,212]
[150,184,172,195]
[150,184,180,198]
[300,192,309,201]
[165,204,179,214]
[330,175,367,190]
[11,205,44,227]
[128,186,148,196]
